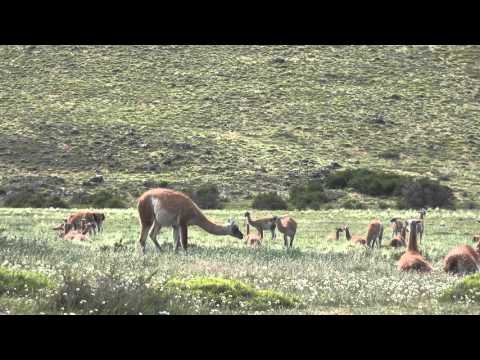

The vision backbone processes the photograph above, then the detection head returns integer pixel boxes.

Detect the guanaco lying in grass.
[443,235,480,275]
[397,220,432,273]
[389,226,407,248]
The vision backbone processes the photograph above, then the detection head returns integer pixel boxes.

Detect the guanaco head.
[419,208,427,219]
[227,219,244,239]
[390,218,399,223]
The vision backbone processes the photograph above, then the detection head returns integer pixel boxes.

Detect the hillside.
[1,45,480,207]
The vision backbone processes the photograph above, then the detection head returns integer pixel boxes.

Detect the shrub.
[88,190,129,209]
[252,192,288,210]
[325,168,411,196]
[457,200,479,210]
[165,277,299,311]
[379,150,401,160]
[341,198,367,209]
[4,191,69,208]
[378,201,390,209]
[0,267,55,297]
[189,184,223,209]
[439,273,480,303]
[289,180,329,210]
[397,178,455,209]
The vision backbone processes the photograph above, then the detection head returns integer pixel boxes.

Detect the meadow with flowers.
[1,207,480,315]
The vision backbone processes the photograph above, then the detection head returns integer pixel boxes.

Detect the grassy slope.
[1,207,480,314]
[1,45,480,204]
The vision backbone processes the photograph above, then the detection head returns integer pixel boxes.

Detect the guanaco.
[343,225,366,245]
[67,211,105,233]
[390,226,407,248]
[397,220,432,273]
[61,219,91,241]
[273,215,297,248]
[366,219,384,249]
[443,236,480,275]
[245,223,262,247]
[137,188,243,254]
[390,218,404,238]
[405,208,427,244]
[328,227,344,241]
[244,211,276,240]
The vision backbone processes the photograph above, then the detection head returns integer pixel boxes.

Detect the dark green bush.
[88,190,129,209]
[397,178,455,209]
[341,198,367,209]
[4,191,69,208]
[185,184,223,209]
[289,180,329,210]
[379,150,401,160]
[252,192,288,210]
[325,168,411,196]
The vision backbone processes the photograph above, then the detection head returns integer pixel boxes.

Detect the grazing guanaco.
[397,220,432,273]
[390,226,407,248]
[366,219,384,248]
[244,211,276,240]
[273,215,297,248]
[137,188,243,254]
[245,223,262,247]
[443,236,480,275]
[343,225,366,245]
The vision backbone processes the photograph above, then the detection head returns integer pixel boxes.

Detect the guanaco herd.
[52,188,480,276]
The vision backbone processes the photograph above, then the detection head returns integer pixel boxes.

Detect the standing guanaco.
[137,188,243,254]
[244,211,276,240]
[390,218,404,238]
[272,215,297,248]
[245,223,262,247]
[366,219,383,249]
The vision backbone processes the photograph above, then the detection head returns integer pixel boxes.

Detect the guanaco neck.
[345,227,351,240]
[245,213,256,226]
[335,229,342,241]
[191,207,230,236]
[246,223,250,236]
[407,224,419,252]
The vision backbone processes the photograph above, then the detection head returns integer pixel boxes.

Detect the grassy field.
[1,45,480,207]
[1,207,480,315]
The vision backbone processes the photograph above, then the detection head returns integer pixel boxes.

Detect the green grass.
[1,207,480,314]
[1,45,480,207]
